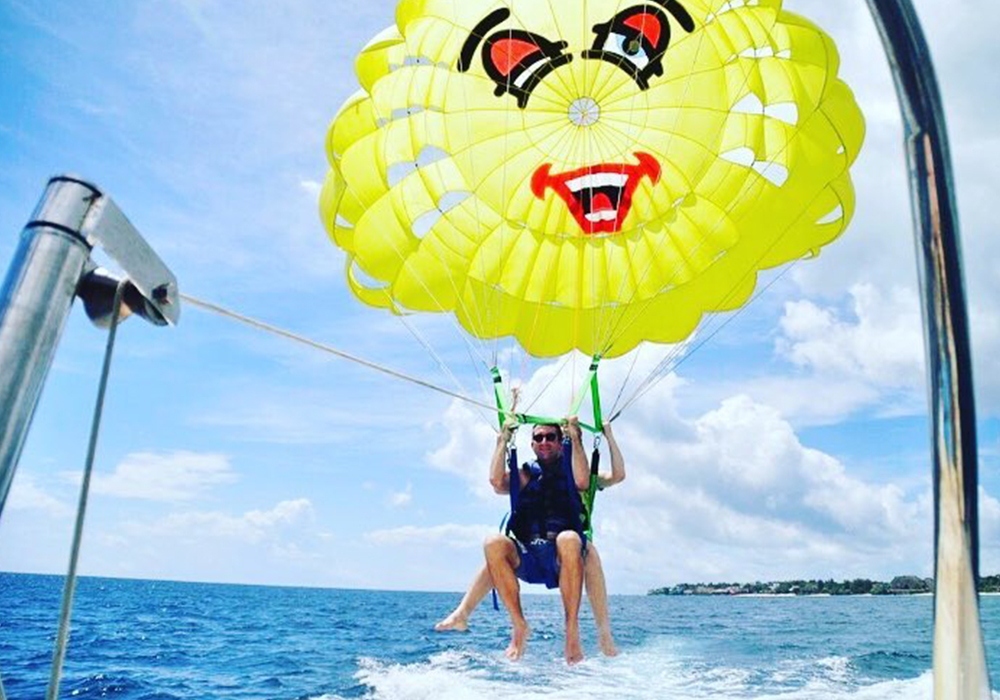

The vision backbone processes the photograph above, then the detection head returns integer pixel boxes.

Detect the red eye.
[489,38,543,77]
[623,13,663,47]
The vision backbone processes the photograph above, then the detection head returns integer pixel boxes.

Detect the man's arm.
[566,416,591,491]
[489,419,516,494]
[596,421,625,488]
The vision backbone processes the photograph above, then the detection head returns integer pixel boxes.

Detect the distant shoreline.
[649,575,948,597]
[728,592,934,598]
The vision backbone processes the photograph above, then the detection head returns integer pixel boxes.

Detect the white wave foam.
[345,640,964,700]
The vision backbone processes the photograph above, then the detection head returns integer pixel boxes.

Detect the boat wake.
[308,637,987,700]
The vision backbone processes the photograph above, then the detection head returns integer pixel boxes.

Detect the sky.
[0,0,998,596]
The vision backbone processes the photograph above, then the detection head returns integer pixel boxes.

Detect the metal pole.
[0,177,97,520]
[865,2,989,698]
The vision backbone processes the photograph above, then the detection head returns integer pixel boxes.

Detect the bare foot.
[565,623,584,665]
[434,611,469,632]
[597,628,618,657]
[504,621,530,660]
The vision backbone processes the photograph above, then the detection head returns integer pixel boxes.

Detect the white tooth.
[566,172,628,193]
[585,210,619,223]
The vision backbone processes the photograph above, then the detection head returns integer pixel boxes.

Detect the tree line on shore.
[650,575,1000,596]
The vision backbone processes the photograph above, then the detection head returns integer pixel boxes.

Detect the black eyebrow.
[652,0,695,33]
[458,8,511,72]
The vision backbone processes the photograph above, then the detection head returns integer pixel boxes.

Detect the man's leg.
[484,534,529,660]
[583,544,618,656]
[434,564,493,631]
[555,531,585,665]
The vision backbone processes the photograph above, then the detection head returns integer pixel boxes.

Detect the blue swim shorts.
[514,538,561,589]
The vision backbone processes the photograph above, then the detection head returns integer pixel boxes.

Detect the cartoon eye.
[584,3,695,89]
[478,30,572,108]
[603,30,652,70]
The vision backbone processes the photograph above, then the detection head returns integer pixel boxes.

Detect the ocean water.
[3,574,1000,699]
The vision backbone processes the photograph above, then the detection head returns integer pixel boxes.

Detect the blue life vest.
[507,458,579,543]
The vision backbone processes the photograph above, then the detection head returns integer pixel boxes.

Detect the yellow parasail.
[320,0,865,358]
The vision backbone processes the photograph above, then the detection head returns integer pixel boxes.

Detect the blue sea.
[3,573,1000,699]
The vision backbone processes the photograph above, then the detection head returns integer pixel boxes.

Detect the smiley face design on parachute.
[322,0,865,356]
[457,1,695,235]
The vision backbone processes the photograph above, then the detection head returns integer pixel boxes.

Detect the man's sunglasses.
[532,432,560,443]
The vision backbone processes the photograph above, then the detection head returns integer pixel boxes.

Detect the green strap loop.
[569,355,601,418]
[492,355,604,434]
[491,366,508,430]
[590,359,604,434]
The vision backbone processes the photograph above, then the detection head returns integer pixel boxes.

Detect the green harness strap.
[491,366,510,430]
[584,358,603,538]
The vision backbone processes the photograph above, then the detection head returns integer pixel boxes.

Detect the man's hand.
[566,415,589,490]
[499,416,518,444]
[602,421,614,439]
[566,415,583,444]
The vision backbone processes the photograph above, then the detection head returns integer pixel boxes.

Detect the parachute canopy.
[320,0,864,358]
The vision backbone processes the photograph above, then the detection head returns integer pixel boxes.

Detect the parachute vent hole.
[720,147,756,167]
[752,161,789,187]
[707,0,749,22]
[412,210,441,239]
[387,146,450,186]
[732,93,764,115]
[836,145,846,155]
[438,191,471,214]
[776,49,792,59]
[335,214,355,229]
[739,46,774,59]
[721,149,787,187]
[351,261,390,290]
[416,145,450,168]
[411,192,471,238]
[391,105,426,121]
[387,163,417,187]
[764,103,799,125]
[568,97,601,127]
[817,205,844,225]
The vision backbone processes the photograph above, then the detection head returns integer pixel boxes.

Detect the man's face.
[531,427,562,462]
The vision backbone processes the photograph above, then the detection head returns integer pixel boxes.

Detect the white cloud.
[5,474,71,518]
[700,283,930,425]
[596,392,934,590]
[299,179,322,199]
[778,284,924,388]
[131,498,314,545]
[364,523,492,550]
[65,451,237,502]
[425,400,500,499]
[387,483,413,508]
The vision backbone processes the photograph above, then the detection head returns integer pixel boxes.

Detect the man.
[434,423,624,659]
[483,416,624,664]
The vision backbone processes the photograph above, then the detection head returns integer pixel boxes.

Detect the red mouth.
[531,152,661,234]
